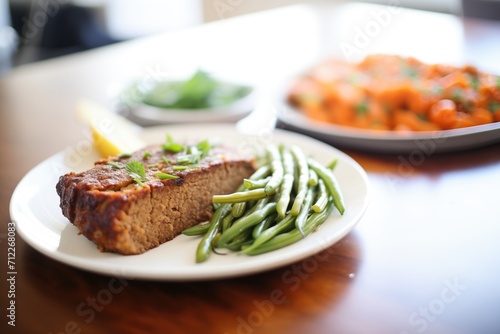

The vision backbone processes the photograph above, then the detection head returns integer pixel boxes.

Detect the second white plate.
[276,99,500,154]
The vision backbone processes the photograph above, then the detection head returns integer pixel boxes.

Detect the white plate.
[9,124,369,281]
[119,88,257,126]
[276,97,500,154]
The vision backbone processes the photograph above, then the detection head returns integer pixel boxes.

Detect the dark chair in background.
[9,0,118,65]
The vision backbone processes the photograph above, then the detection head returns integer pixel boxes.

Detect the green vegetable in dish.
[183,144,346,263]
[124,69,252,110]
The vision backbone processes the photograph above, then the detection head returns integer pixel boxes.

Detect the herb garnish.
[488,101,500,113]
[155,172,179,180]
[162,134,184,153]
[470,75,480,92]
[142,151,152,160]
[118,153,132,159]
[176,154,200,165]
[355,100,369,115]
[125,160,148,185]
[106,161,123,169]
[196,139,211,159]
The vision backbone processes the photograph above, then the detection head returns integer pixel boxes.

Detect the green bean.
[244,201,334,255]
[252,213,277,239]
[234,197,270,232]
[244,176,271,190]
[228,181,252,216]
[196,204,231,263]
[211,232,222,248]
[217,202,277,247]
[233,166,271,208]
[312,179,328,213]
[249,165,272,180]
[290,145,309,216]
[264,145,284,195]
[308,169,318,186]
[241,213,296,254]
[295,186,316,235]
[182,222,210,236]
[224,239,254,251]
[213,188,269,203]
[223,228,253,251]
[276,147,295,217]
[222,213,235,232]
[307,158,345,215]
[231,201,247,218]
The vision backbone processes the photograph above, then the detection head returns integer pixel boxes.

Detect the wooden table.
[2,2,500,334]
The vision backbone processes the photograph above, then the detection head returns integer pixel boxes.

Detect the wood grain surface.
[1,3,500,334]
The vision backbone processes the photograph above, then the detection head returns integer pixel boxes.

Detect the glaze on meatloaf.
[56,143,255,255]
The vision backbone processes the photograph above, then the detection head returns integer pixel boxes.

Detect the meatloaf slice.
[56,143,255,255]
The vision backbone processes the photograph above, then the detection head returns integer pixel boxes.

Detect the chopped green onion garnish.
[162,155,170,165]
[196,139,211,158]
[156,172,179,180]
[118,153,132,159]
[162,134,184,153]
[176,153,200,165]
[142,151,152,160]
[173,165,189,171]
[106,161,123,169]
[162,142,184,153]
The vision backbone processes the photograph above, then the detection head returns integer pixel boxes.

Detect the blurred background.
[1,0,499,77]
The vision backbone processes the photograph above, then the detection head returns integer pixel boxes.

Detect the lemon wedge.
[75,99,145,158]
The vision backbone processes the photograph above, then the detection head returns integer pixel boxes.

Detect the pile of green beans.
[182,144,345,263]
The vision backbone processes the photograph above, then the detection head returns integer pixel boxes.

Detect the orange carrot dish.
[287,54,500,131]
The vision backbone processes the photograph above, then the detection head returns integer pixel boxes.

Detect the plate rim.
[275,78,500,153]
[10,124,369,281]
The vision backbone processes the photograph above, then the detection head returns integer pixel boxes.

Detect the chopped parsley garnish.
[355,100,369,115]
[142,151,152,160]
[155,172,179,180]
[451,88,463,102]
[488,101,500,113]
[402,65,418,79]
[470,75,480,92]
[125,160,148,185]
[432,86,444,95]
[464,100,474,112]
[416,113,428,121]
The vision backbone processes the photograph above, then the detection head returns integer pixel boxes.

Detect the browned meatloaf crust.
[56,144,255,255]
